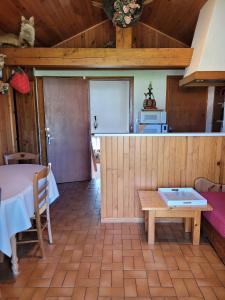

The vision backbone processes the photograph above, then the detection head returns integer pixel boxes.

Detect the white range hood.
[180,0,225,87]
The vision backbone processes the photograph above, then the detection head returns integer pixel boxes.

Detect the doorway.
[89,79,134,134]
[43,77,91,183]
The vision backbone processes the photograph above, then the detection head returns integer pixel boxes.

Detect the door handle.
[94,116,98,130]
[47,134,56,145]
[46,128,56,145]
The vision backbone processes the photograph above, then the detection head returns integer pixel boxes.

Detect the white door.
[89,80,130,133]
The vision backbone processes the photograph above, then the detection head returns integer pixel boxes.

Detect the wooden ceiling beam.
[1,48,193,69]
[116,27,132,48]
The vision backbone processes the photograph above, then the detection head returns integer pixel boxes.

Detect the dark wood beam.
[1,48,193,69]
[179,71,225,87]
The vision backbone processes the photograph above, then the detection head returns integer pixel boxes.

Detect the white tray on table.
[158,187,207,207]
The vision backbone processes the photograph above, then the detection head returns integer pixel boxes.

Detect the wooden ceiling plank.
[141,0,207,45]
[91,0,103,9]
[139,22,188,48]
[53,20,109,47]
[1,47,193,69]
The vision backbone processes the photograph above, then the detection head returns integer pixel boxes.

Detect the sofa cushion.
[200,192,225,238]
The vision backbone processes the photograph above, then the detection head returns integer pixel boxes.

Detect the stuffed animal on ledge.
[0,16,35,47]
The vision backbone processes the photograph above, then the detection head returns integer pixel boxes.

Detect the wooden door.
[166,76,208,132]
[43,78,91,183]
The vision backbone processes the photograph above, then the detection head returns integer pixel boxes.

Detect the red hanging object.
[10,67,30,94]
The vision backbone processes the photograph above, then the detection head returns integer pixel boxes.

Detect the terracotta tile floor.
[0,180,225,300]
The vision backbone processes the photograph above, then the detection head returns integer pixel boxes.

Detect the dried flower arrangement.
[103,0,143,28]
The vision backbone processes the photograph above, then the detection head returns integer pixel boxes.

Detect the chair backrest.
[194,177,222,192]
[4,152,39,165]
[33,165,50,217]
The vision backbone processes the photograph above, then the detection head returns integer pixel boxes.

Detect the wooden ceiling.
[141,0,207,45]
[0,0,207,47]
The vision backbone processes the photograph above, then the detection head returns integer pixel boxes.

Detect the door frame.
[88,77,134,133]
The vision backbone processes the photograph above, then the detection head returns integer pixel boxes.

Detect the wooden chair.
[4,152,39,165]
[17,165,53,258]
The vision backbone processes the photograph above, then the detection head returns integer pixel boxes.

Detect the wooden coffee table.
[138,191,213,245]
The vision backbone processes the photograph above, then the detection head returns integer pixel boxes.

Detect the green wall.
[34,69,184,121]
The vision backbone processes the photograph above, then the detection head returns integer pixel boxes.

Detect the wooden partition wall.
[100,135,225,222]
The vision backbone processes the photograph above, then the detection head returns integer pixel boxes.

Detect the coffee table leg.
[185,218,192,233]
[10,235,19,276]
[144,211,148,232]
[148,211,155,244]
[193,211,201,245]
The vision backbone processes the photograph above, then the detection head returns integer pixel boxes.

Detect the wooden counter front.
[100,135,225,222]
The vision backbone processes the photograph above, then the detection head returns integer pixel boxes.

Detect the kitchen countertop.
[95,133,225,137]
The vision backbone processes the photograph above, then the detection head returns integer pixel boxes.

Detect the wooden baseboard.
[101,217,183,223]
[101,218,143,223]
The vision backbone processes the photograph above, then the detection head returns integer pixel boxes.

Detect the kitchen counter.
[99,134,225,223]
[95,132,225,137]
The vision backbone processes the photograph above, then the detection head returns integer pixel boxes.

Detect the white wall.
[185,0,225,76]
[34,69,184,122]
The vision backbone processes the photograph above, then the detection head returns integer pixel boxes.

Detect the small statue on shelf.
[143,82,157,110]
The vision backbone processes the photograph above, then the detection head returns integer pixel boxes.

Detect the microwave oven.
[139,124,168,133]
[139,110,166,124]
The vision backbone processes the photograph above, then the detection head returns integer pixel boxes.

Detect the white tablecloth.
[0,164,59,257]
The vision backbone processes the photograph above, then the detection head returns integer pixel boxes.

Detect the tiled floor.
[0,180,225,300]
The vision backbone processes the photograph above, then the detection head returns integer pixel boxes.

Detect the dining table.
[0,164,59,276]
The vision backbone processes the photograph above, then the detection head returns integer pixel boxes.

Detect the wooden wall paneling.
[36,78,47,165]
[151,136,158,190]
[100,136,225,221]
[134,137,141,217]
[0,94,14,164]
[106,137,113,217]
[54,20,115,48]
[146,137,153,192]
[112,136,118,218]
[100,137,107,218]
[1,48,194,69]
[117,136,124,218]
[140,137,147,191]
[220,138,225,184]
[215,137,223,182]
[0,67,17,165]
[133,22,188,48]
[129,137,135,217]
[123,137,130,218]
[15,81,38,154]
